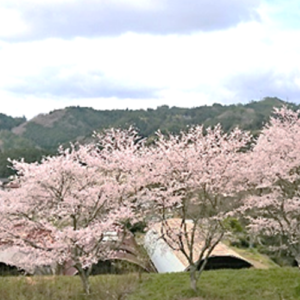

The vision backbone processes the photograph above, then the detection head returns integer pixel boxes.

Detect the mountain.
[0,97,296,177]
[7,97,291,149]
[0,113,26,131]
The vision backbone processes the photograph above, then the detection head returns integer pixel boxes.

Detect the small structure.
[0,246,29,275]
[144,218,252,273]
[0,244,55,275]
[90,232,155,275]
[63,231,154,275]
[0,231,153,276]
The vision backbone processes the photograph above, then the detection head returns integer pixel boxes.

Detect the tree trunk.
[189,266,198,292]
[78,269,91,295]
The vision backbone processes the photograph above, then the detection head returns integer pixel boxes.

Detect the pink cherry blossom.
[240,106,300,265]
[0,128,146,294]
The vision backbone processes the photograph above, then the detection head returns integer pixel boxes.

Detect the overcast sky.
[0,0,299,120]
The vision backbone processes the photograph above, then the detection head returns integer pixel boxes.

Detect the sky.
[0,0,299,120]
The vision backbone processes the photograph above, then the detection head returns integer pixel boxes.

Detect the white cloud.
[0,0,299,120]
[0,0,261,40]
[0,8,28,38]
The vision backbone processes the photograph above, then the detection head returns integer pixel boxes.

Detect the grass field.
[0,268,300,300]
[128,268,300,300]
[0,274,139,300]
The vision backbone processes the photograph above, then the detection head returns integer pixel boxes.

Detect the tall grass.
[0,273,139,300]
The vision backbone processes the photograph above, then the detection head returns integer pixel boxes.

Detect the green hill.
[0,114,26,131]
[8,97,292,150]
[0,97,296,177]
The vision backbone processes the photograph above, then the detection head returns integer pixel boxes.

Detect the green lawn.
[0,268,299,300]
[128,268,300,300]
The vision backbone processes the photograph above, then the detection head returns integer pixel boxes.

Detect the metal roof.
[144,218,253,273]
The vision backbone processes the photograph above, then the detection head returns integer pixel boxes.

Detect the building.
[144,218,252,273]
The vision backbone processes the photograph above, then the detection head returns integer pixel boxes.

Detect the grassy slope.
[129,268,300,300]
[0,268,300,300]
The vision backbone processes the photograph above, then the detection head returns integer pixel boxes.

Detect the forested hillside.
[0,113,26,131]
[0,97,297,177]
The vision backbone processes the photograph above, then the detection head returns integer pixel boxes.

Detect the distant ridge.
[0,97,295,151]
[0,97,297,177]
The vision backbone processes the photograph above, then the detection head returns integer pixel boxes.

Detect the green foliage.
[223,217,244,233]
[0,130,36,151]
[0,97,295,179]
[12,97,294,152]
[0,114,26,131]
[0,147,55,178]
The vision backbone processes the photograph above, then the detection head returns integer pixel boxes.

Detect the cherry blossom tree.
[0,127,145,294]
[241,106,300,266]
[142,125,252,291]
